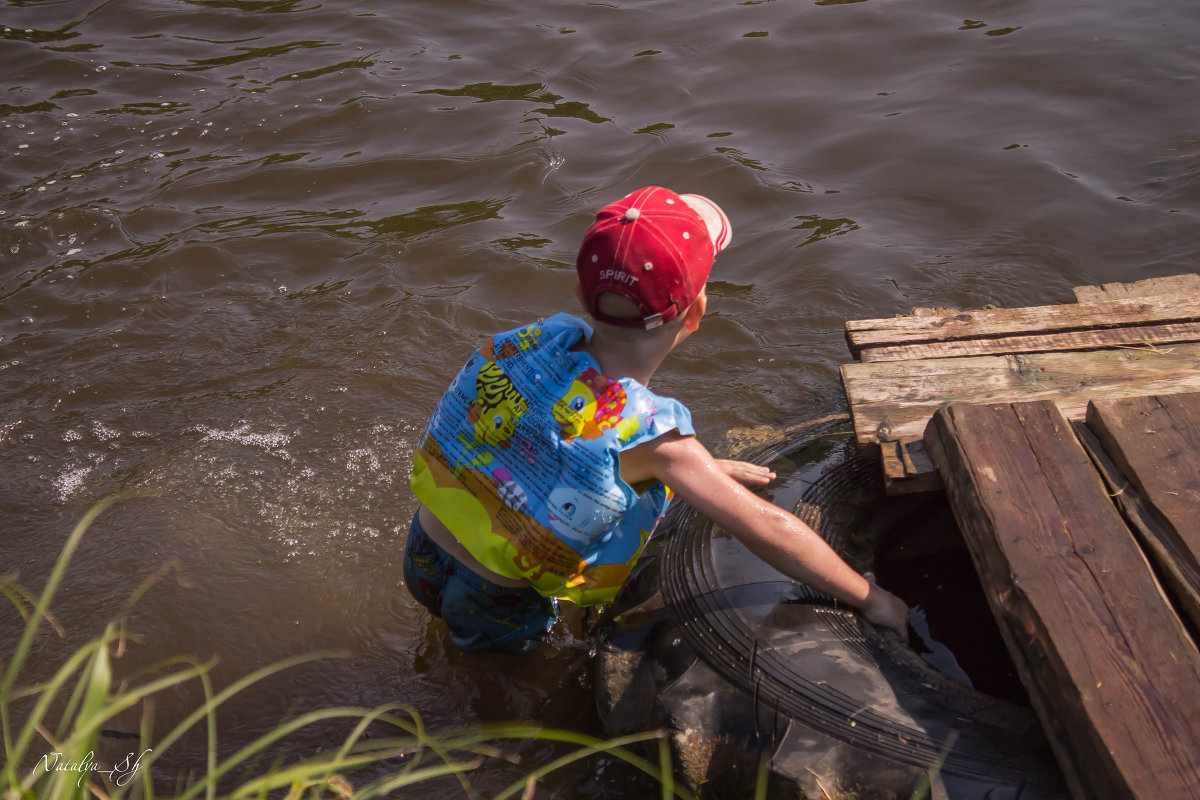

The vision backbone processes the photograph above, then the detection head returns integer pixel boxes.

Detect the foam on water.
[53,462,94,502]
[190,423,294,454]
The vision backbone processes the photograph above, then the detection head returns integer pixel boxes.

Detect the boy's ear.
[682,291,707,332]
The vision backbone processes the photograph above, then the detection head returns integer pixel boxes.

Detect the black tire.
[597,415,1066,800]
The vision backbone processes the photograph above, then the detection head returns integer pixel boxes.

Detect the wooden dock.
[839,274,1200,800]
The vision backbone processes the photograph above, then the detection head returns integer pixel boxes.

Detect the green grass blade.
[55,631,112,800]
[198,665,217,800]
[77,629,112,728]
[908,729,958,800]
[51,655,91,744]
[0,494,128,781]
[135,652,339,780]
[353,758,485,798]
[10,639,106,785]
[0,577,65,637]
[754,754,770,800]
[659,732,674,800]
[332,704,414,762]
[360,707,477,796]
[0,495,127,696]
[175,706,419,800]
[489,730,692,800]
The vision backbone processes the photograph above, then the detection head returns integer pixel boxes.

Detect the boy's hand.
[714,459,776,486]
[861,572,910,640]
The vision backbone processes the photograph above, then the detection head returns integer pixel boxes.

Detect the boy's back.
[409,311,694,606]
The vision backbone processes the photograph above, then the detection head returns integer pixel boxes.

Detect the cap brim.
[680,193,733,253]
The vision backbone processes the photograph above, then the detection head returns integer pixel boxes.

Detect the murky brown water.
[2,0,1197,795]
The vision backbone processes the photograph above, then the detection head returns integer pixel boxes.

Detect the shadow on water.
[873,498,1031,707]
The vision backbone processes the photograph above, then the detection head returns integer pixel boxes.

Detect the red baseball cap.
[576,186,732,329]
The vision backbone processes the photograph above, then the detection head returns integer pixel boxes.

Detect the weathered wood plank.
[1084,394,1200,630]
[1074,419,1200,636]
[879,439,943,494]
[924,400,1200,800]
[1088,393,1200,540]
[844,294,1200,358]
[858,322,1200,363]
[841,342,1200,446]
[1074,273,1200,303]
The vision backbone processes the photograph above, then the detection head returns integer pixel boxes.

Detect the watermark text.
[37,749,151,788]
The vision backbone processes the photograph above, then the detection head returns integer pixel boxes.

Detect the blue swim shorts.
[402,512,557,653]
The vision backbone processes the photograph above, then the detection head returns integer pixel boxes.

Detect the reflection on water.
[2,0,1198,795]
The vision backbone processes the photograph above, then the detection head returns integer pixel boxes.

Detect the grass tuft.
[0,497,723,799]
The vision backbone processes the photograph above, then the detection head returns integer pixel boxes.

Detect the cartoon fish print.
[552,368,640,442]
[552,368,605,440]
[455,360,528,474]
[545,485,625,548]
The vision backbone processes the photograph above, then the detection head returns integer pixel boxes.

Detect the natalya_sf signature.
[37,748,152,788]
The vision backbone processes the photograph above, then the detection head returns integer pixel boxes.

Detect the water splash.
[190,422,294,452]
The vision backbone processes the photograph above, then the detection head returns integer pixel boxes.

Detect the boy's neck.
[581,323,679,386]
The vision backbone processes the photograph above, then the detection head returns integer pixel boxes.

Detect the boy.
[406,186,909,652]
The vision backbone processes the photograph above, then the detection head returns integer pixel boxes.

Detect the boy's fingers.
[738,465,775,485]
[713,459,776,486]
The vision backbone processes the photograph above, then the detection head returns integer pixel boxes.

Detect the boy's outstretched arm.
[622,431,910,639]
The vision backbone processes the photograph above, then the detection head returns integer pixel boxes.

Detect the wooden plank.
[1088,393,1200,539]
[924,400,1200,800]
[858,321,1200,363]
[879,439,943,494]
[1084,394,1200,629]
[1074,273,1200,303]
[1074,420,1200,636]
[841,341,1200,446]
[844,293,1200,358]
